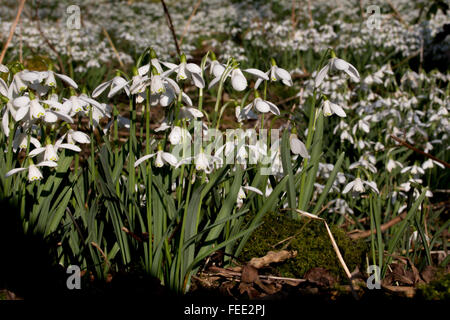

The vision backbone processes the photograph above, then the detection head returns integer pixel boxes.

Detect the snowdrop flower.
[148,69,190,107]
[12,129,41,152]
[343,177,379,194]
[214,138,248,165]
[138,48,164,76]
[65,130,90,144]
[13,94,46,120]
[386,158,403,172]
[229,68,247,91]
[208,53,226,78]
[168,125,191,145]
[92,75,130,98]
[422,159,445,170]
[44,70,78,89]
[134,149,178,168]
[162,54,205,88]
[178,107,203,120]
[322,100,346,117]
[349,157,377,173]
[12,72,29,93]
[194,151,221,173]
[255,58,292,89]
[60,94,89,116]
[315,55,360,88]
[340,130,354,144]
[5,159,58,182]
[401,164,425,175]
[236,185,263,207]
[0,64,8,73]
[177,150,222,174]
[244,93,280,116]
[208,66,249,92]
[289,133,309,158]
[352,117,371,134]
[235,105,258,122]
[28,137,81,162]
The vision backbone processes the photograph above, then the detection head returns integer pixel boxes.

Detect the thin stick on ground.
[0,0,27,65]
[307,0,313,26]
[34,1,65,73]
[179,0,202,46]
[348,211,408,239]
[102,27,124,68]
[160,0,181,57]
[390,134,450,169]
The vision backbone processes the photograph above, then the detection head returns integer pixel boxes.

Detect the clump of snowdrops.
[0,46,434,293]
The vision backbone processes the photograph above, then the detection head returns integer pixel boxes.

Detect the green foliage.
[240,212,368,280]
[417,272,450,300]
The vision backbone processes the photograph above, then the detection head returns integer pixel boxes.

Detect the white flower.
[13,96,46,120]
[386,159,403,172]
[92,76,130,98]
[12,129,41,152]
[343,178,379,194]
[235,105,258,122]
[44,70,78,89]
[179,107,203,120]
[168,126,191,145]
[289,134,309,158]
[0,64,8,73]
[237,185,263,207]
[315,57,360,87]
[66,130,90,144]
[5,160,58,182]
[401,164,425,175]
[208,60,225,78]
[209,66,250,92]
[255,61,292,89]
[134,150,178,168]
[162,56,205,88]
[322,100,346,117]
[28,139,81,162]
[244,96,280,116]
[230,68,247,91]
[61,95,88,115]
[422,159,445,170]
[195,151,222,173]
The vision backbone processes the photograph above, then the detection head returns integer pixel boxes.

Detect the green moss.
[239,212,368,280]
[417,272,450,300]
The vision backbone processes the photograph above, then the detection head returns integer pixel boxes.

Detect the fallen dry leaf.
[249,250,297,269]
[420,265,437,283]
[304,267,337,287]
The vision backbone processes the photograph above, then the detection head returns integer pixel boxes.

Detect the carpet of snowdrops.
[0,0,449,295]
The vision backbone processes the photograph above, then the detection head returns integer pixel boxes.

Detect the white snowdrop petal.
[55,73,78,89]
[186,63,202,74]
[5,167,28,177]
[243,68,269,80]
[13,96,30,108]
[59,143,81,152]
[255,99,270,113]
[242,185,263,195]
[134,153,156,167]
[92,80,112,98]
[161,152,178,166]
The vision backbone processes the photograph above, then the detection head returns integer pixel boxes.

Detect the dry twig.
[0,0,27,64]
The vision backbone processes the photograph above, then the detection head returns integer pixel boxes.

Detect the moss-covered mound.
[239,212,368,280]
[417,271,450,300]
